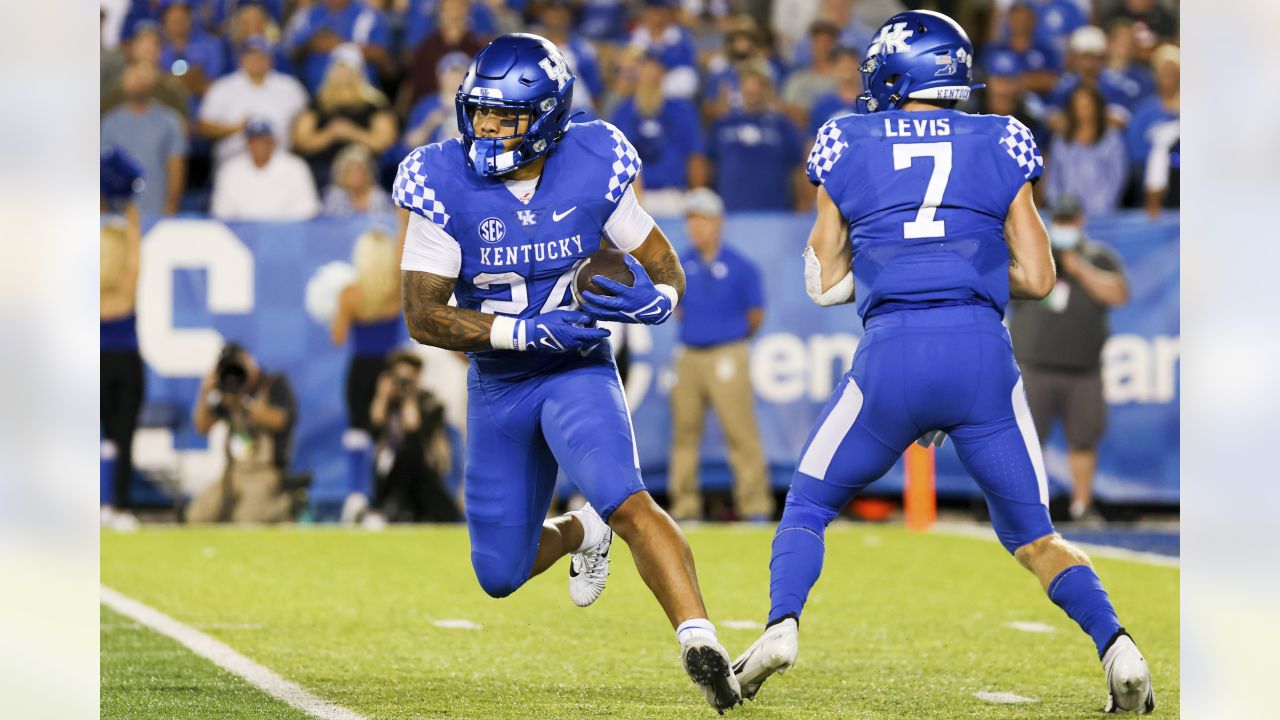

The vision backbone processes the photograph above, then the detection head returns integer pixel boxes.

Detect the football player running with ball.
[393,34,741,714]
[731,11,1154,714]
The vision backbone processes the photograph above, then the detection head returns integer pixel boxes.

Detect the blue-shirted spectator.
[704,16,784,119]
[285,0,394,92]
[989,0,1062,96]
[1125,44,1178,193]
[629,0,699,99]
[534,0,604,114]
[394,50,469,178]
[159,0,229,97]
[579,0,630,43]
[610,52,707,216]
[225,1,297,77]
[1045,83,1127,217]
[403,0,499,56]
[970,48,1050,153]
[807,46,862,137]
[708,66,805,212]
[1103,19,1155,107]
[1047,25,1137,126]
[1011,0,1089,60]
[189,0,286,33]
[101,62,189,216]
[667,188,772,522]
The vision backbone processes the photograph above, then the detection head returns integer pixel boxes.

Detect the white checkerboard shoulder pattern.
[602,122,642,203]
[998,117,1043,181]
[393,146,451,226]
[807,119,849,185]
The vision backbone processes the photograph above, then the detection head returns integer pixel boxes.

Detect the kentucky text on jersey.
[479,235,585,267]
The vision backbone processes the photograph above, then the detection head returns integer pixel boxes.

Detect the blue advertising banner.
[133,211,1177,513]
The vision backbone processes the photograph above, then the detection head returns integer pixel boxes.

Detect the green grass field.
[101,524,1178,719]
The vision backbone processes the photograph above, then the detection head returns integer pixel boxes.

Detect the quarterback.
[731,11,1155,714]
[393,33,741,713]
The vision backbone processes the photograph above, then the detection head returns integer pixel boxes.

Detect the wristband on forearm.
[489,315,524,351]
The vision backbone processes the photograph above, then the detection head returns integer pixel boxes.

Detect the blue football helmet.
[455,33,576,177]
[859,10,984,112]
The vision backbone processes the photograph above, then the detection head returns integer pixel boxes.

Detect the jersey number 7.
[893,142,953,240]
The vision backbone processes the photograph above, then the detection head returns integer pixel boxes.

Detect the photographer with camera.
[365,349,458,525]
[1009,196,1130,522]
[187,342,298,524]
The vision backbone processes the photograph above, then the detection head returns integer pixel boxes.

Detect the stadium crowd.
[101,0,1179,220]
[100,0,1179,528]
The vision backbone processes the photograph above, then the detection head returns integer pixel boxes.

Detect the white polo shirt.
[200,70,309,165]
[210,150,321,221]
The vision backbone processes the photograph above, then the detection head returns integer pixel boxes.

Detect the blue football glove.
[580,254,677,325]
[100,147,145,202]
[493,310,611,353]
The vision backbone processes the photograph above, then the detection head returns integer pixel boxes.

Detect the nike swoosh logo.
[569,558,580,577]
[552,207,577,222]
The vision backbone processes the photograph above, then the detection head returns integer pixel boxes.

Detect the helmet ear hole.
[885,73,900,87]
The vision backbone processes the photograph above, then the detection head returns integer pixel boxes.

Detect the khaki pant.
[668,341,773,519]
[186,465,292,524]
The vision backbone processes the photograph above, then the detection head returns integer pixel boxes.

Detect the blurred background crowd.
[99,0,1180,532]
[100,0,1179,221]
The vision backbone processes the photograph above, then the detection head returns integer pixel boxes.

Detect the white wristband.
[654,283,679,309]
[490,315,521,350]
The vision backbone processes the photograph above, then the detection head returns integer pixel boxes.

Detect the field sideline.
[102,523,1179,719]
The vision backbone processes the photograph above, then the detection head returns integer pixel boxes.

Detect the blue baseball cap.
[240,35,274,56]
[245,118,274,137]
[984,48,1023,78]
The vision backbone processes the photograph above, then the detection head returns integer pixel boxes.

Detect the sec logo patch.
[478,217,506,244]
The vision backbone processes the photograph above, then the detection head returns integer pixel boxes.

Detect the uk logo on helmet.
[871,22,913,55]
[478,217,506,244]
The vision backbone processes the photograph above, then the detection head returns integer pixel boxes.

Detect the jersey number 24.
[893,142,952,240]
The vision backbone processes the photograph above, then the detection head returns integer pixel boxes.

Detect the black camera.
[395,376,416,395]
[216,343,249,394]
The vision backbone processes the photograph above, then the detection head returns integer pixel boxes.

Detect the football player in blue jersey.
[731,11,1155,714]
[392,33,742,714]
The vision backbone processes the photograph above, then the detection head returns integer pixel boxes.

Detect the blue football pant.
[770,307,1055,621]
[464,356,646,598]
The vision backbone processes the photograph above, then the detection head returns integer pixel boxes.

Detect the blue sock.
[343,430,373,497]
[767,489,839,624]
[1048,565,1123,657]
[100,440,116,506]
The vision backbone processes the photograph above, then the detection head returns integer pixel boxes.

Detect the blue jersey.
[807,109,1043,321]
[393,120,642,381]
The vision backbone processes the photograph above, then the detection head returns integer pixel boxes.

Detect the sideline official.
[667,189,773,521]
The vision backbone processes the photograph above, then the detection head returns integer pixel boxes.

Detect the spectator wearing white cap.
[199,36,309,166]
[210,119,321,221]
[667,188,772,523]
[1047,25,1137,128]
[292,43,397,188]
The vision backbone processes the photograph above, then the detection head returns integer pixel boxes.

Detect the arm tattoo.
[633,227,687,297]
[401,270,496,351]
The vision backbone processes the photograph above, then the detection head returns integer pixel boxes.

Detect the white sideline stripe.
[932,522,1180,568]
[100,585,368,720]
[722,619,765,630]
[1005,621,1056,634]
[975,691,1038,704]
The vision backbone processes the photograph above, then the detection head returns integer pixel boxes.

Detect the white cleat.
[568,525,612,607]
[1102,632,1155,713]
[732,617,798,701]
[681,634,743,714]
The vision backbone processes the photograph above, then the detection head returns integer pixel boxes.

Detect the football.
[572,247,634,305]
